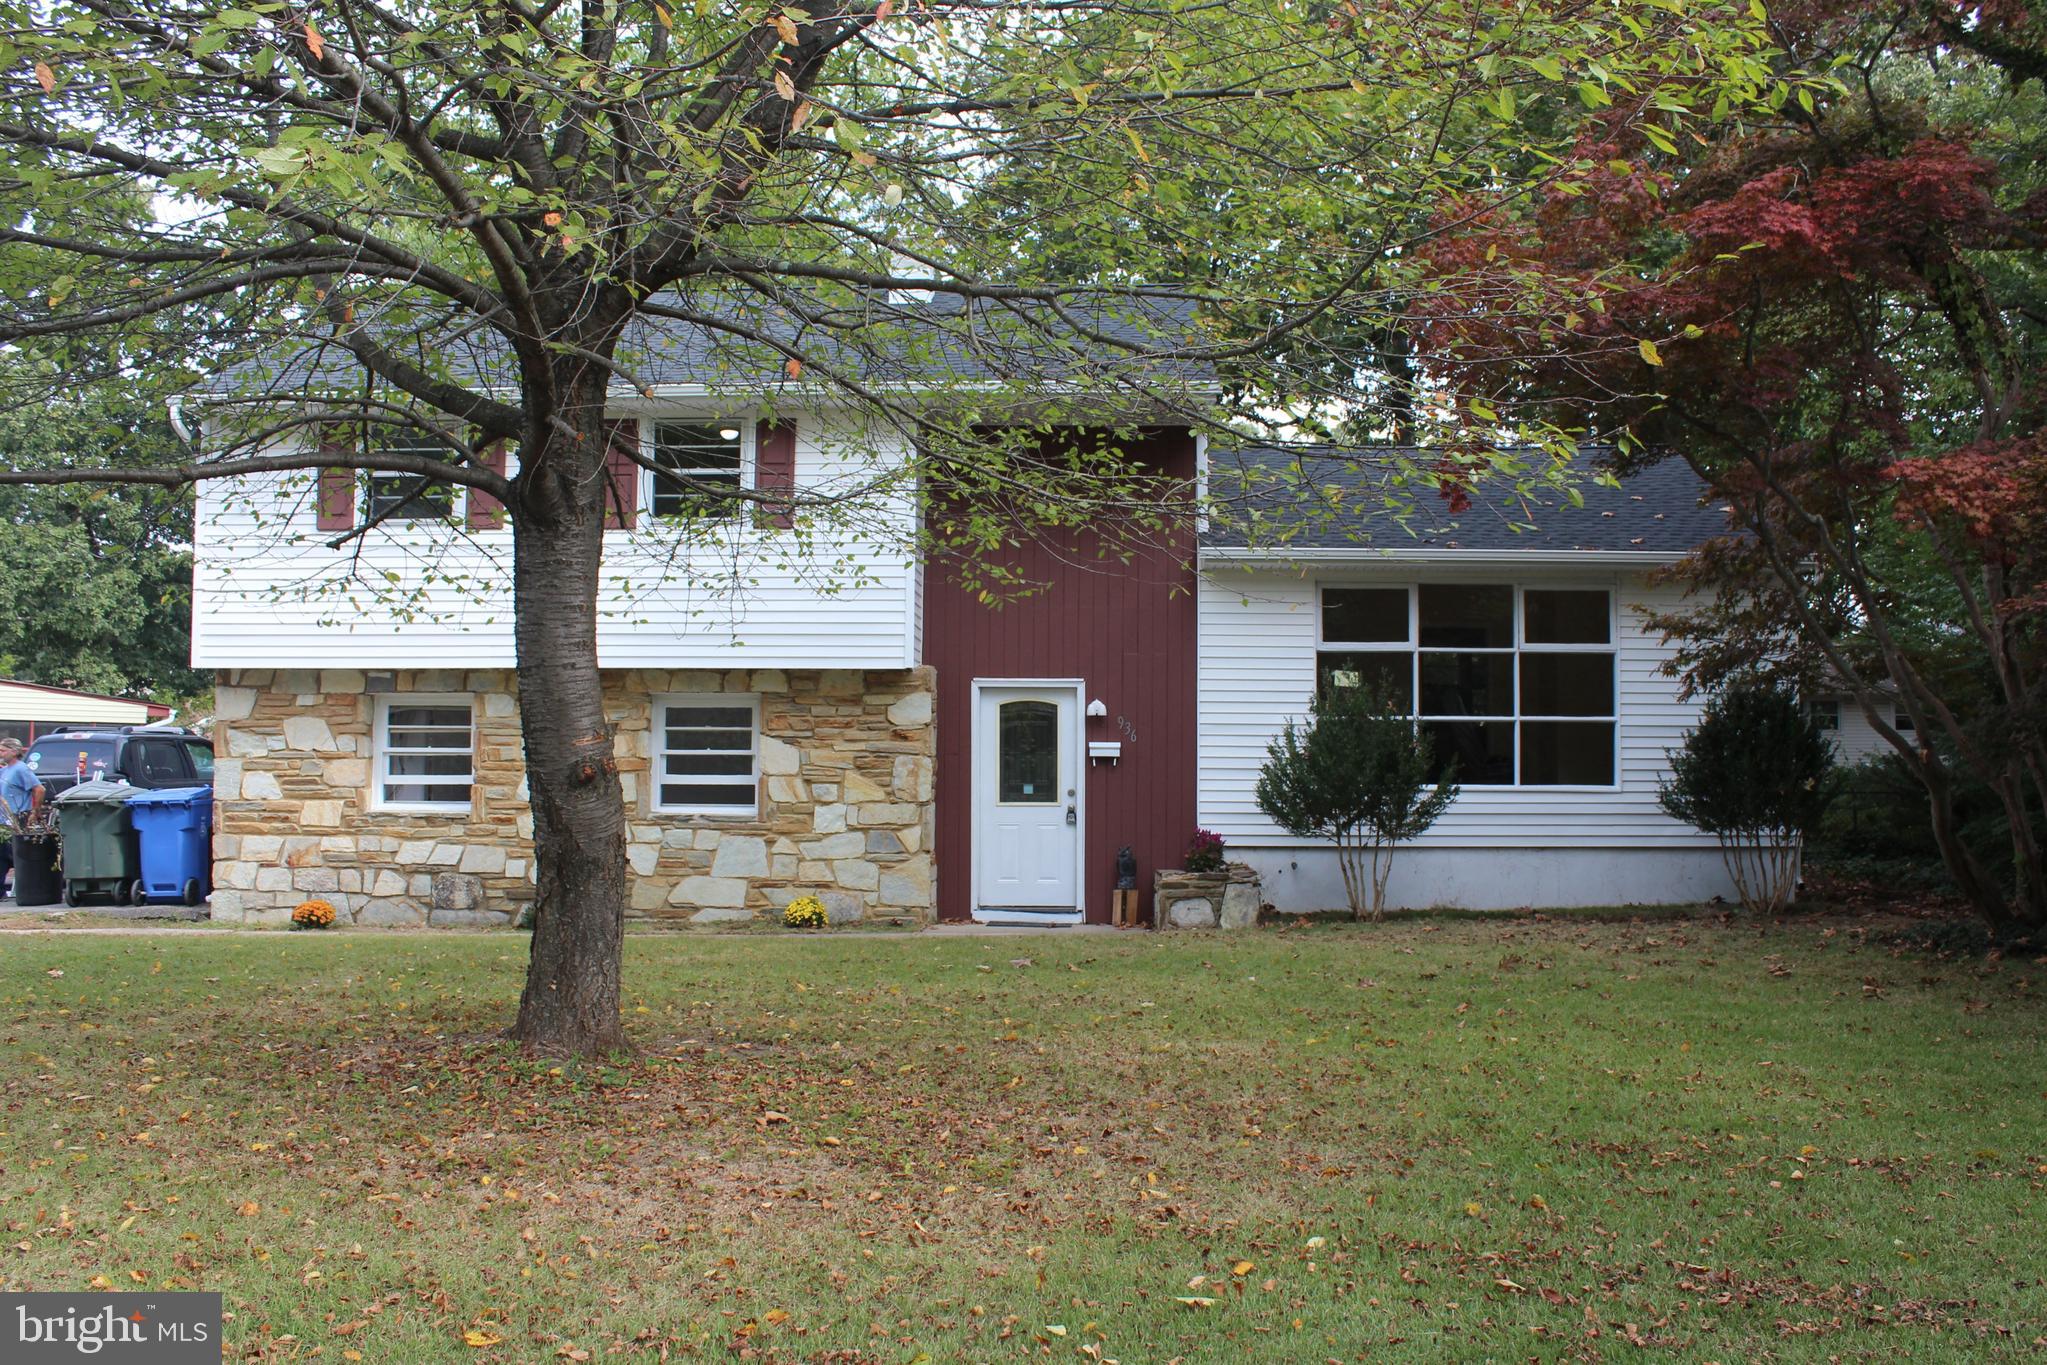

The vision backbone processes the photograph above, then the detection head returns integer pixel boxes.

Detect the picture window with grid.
[1315,584,1618,786]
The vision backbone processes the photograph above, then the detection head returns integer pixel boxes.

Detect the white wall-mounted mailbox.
[1087,740,1123,765]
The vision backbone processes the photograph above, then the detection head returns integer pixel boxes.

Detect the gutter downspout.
[166,398,195,452]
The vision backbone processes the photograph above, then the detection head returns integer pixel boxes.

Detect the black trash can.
[54,780,139,906]
[8,834,62,906]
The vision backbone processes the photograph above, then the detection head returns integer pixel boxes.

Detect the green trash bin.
[54,780,139,906]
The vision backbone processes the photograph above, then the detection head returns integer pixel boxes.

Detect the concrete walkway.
[0,896,206,922]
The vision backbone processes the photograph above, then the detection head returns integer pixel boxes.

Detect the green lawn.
[1,915,2042,1362]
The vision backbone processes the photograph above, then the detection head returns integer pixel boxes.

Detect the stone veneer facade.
[209,666,936,927]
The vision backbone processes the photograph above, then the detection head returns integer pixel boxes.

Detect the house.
[1807,691,1911,767]
[1198,449,1739,911]
[0,679,173,747]
[189,309,1740,926]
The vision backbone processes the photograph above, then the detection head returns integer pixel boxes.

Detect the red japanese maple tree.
[1416,4,2047,935]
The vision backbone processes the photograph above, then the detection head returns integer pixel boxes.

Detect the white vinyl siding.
[373,695,474,812]
[653,694,760,815]
[0,682,160,727]
[1198,564,1718,848]
[1826,698,1902,766]
[190,414,918,668]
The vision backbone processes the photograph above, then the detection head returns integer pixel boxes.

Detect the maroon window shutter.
[755,419,797,529]
[316,425,355,531]
[603,419,640,529]
[467,441,508,529]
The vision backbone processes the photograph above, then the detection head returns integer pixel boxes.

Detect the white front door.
[974,683,1081,913]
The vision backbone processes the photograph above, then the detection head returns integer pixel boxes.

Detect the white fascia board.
[1198,546,1689,568]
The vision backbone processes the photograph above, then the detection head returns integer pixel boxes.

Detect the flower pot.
[9,836,63,907]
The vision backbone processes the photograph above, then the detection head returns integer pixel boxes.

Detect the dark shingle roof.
[208,291,1212,396]
[1204,445,1732,555]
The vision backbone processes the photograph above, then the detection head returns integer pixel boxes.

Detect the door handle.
[1065,804,1077,826]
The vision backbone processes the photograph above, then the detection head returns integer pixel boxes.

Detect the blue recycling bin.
[125,786,214,906]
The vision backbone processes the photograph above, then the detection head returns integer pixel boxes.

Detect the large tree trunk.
[507,367,631,1055]
[1919,760,2026,941]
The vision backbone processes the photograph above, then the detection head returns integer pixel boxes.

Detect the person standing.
[1,737,49,898]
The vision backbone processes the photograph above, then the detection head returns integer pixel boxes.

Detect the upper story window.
[1316,583,1617,787]
[365,430,459,522]
[650,423,744,518]
[1806,699,1842,731]
[374,695,474,811]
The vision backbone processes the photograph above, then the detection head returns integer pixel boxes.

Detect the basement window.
[374,695,474,811]
[654,694,759,815]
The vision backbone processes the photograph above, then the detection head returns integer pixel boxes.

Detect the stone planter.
[1153,863,1262,930]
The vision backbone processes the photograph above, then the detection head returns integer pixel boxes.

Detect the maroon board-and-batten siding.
[920,429,1199,923]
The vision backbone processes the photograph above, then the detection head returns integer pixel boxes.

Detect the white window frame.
[372,693,475,813]
[642,420,755,522]
[1314,582,1621,790]
[652,693,761,816]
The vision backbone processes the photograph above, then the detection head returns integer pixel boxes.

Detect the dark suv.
[25,726,215,798]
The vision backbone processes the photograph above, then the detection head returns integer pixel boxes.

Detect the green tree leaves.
[0,374,204,700]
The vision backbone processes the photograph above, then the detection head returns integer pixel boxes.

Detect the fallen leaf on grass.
[461,1329,502,1347]
[1231,1260,1254,1276]
[1174,1297,1216,1309]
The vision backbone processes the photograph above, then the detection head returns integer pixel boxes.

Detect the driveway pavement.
[0,894,207,921]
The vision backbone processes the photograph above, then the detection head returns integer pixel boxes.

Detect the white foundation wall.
[1241,845,1739,913]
